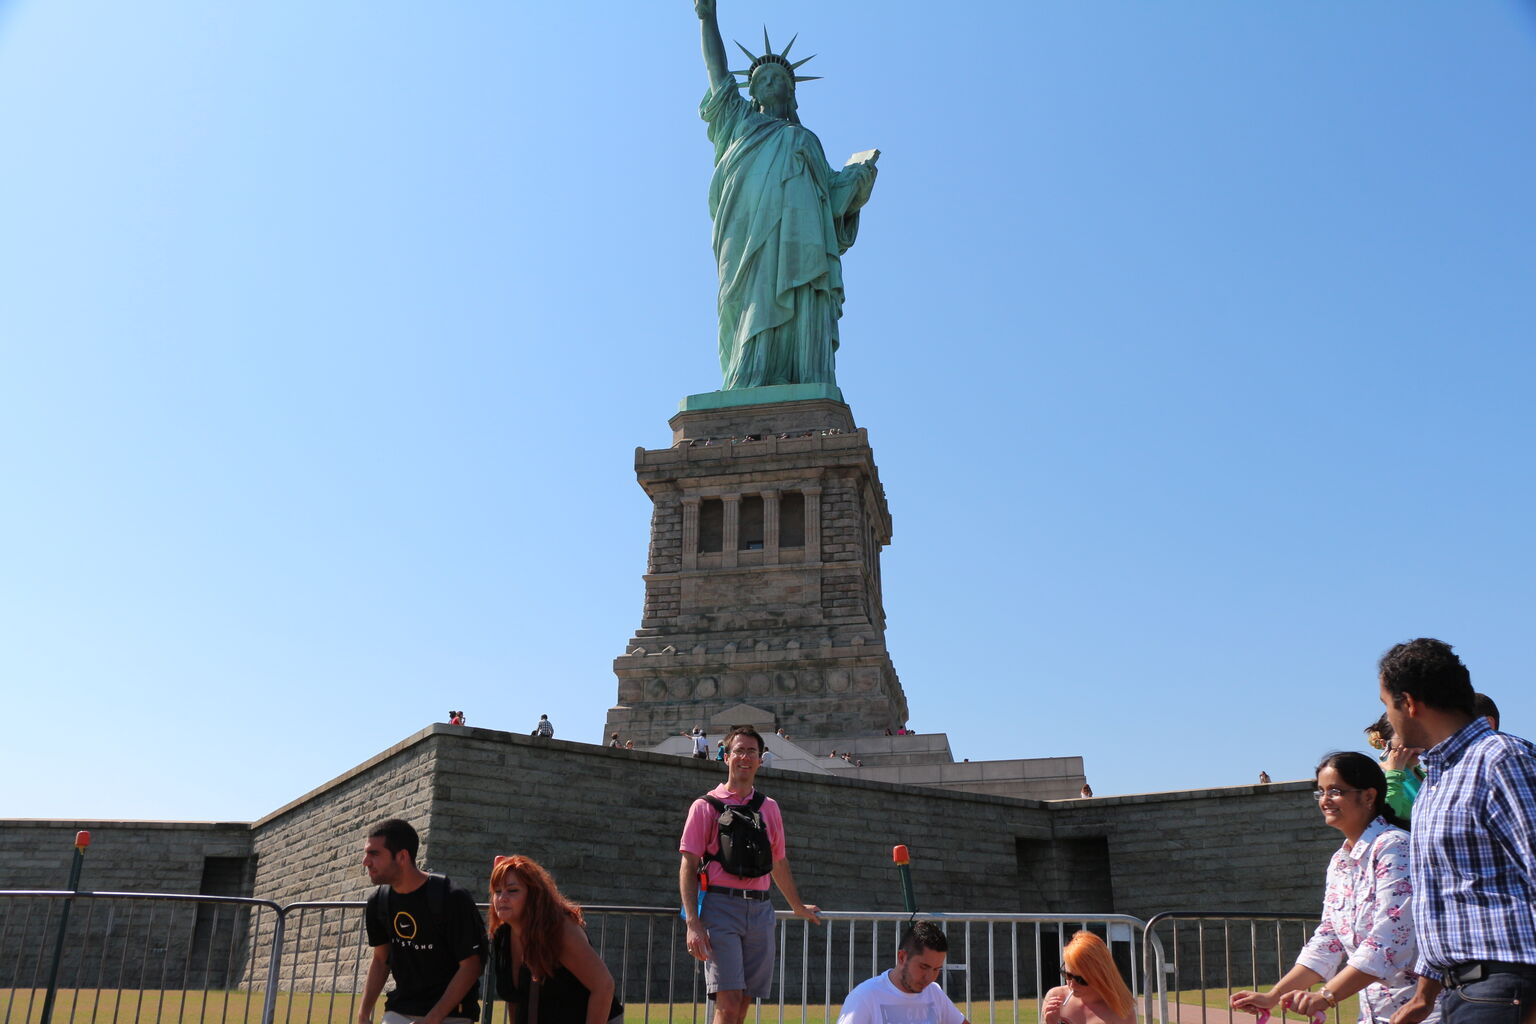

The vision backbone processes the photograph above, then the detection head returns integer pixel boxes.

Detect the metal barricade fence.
[582,906,702,1024]
[767,912,1158,1024]
[1140,913,1338,1024]
[3,893,1166,1024]
[1,891,283,1024]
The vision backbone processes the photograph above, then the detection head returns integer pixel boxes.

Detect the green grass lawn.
[0,989,1361,1024]
[0,988,369,1024]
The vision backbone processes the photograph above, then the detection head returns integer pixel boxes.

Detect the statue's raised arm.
[695,0,731,88]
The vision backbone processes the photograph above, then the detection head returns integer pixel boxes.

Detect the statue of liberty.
[694,0,879,391]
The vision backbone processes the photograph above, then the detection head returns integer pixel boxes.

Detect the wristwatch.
[1320,988,1339,1008]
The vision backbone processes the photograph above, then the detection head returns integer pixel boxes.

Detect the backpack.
[701,791,774,878]
[366,873,449,948]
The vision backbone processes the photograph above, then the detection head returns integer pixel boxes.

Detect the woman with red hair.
[488,855,622,1024]
[1042,931,1136,1024]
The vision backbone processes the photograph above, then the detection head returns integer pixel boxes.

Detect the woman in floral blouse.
[1230,752,1434,1024]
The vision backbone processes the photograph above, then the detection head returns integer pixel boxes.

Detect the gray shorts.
[701,891,776,998]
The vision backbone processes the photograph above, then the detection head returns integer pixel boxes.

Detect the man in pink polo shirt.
[680,725,821,1024]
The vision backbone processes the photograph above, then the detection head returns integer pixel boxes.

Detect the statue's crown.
[730,28,821,87]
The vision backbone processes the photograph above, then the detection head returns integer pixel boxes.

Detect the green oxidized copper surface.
[693,0,878,393]
[678,383,844,412]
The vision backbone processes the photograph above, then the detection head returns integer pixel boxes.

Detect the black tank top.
[491,926,623,1024]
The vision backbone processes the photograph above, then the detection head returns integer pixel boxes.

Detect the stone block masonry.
[0,819,254,893]
[609,398,908,744]
[1,728,1332,993]
[0,820,255,989]
[242,726,1330,924]
[1,729,1332,920]
[308,726,1061,914]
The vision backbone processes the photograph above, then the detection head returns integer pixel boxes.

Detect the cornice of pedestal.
[635,430,882,482]
[638,562,867,583]
[611,639,892,670]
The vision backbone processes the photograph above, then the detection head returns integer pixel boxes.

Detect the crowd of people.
[445,712,559,739]
[676,428,850,450]
[355,723,1136,1024]
[370,638,1533,1024]
[354,725,810,1024]
[1228,638,1535,1024]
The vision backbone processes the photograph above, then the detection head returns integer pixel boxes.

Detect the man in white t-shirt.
[836,922,970,1024]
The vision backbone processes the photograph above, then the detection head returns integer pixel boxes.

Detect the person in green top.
[1365,713,1425,821]
[1366,692,1503,823]
[693,0,879,391]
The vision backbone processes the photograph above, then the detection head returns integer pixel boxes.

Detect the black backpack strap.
[366,884,389,945]
[702,792,764,814]
[699,792,768,871]
[700,794,725,866]
[424,873,449,920]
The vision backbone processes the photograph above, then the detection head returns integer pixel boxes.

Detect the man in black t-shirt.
[360,818,485,1024]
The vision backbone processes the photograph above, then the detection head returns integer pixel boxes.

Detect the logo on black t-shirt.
[393,911,418,940]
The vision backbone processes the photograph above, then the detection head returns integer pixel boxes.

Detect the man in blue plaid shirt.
[1379,639,1536,1024]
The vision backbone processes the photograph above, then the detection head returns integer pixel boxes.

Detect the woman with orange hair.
[1042,931,1136,1024]
[488,855,622,1024]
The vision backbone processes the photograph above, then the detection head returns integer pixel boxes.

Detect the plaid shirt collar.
[1419,714,1493,785]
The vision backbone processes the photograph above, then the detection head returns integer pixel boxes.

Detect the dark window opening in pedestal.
[698,499,724,552]
[739,495,764,550]
[780,492,806,547]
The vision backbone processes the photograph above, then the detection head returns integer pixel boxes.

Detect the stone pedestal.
[605,396,908,745]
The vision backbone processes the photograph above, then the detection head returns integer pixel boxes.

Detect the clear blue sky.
[3,1,1533,822]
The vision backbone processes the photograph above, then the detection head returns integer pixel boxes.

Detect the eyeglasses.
[1312,787,1362,801]
[1061,970,1088,986]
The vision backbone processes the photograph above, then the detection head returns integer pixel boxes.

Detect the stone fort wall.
[0,820,255,989]
[4,725,1332,922]
[5,727,1332,994]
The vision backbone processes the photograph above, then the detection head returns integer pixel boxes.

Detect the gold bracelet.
[1320,988,1338,1009]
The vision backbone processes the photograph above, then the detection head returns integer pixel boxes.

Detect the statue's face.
[750,63,793,107]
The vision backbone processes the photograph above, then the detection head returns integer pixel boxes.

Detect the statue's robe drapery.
[702,80,872,390]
